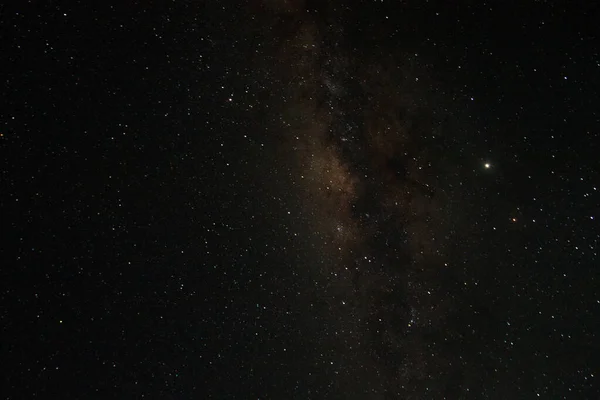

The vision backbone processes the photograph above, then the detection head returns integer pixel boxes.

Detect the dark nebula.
[254,3,490,396]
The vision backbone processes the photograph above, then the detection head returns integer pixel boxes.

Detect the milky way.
[254,1,469,396]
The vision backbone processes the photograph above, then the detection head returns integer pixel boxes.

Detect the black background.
[2,1,599,398]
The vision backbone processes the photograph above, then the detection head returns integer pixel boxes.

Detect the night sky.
[2,1,599,398]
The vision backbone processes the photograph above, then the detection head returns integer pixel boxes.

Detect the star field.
[1,1,599,398]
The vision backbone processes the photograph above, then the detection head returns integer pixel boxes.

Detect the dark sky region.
[2,1,599,398]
